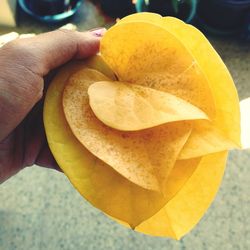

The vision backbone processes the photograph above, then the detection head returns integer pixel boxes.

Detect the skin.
[0,28,105,183]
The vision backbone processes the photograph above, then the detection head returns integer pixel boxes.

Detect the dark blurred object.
[92,0,250,40]
[93,0,197,21]
[145,0,170,16]
[197,0,250,37]
[146,0,197,23]
[18,0,83,23]
[99,0,136,18]
[29,0,71,15]
[243,12,250,40]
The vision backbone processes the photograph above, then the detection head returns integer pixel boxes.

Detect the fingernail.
[90,28,107,37]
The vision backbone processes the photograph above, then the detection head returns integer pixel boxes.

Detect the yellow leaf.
[162,16,241,147]
[88,81,208,131]
[136,151,228,239]
[84,55,117,80]
[108,157,201,229]
[44,14,240,239]
[101,21,216,118]
[44,59,199,227]
[63,70,192,191]
[116,13,241,155]
[162,157,202,201]
[118,12,162,25]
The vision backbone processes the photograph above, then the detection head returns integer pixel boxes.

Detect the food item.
[44,13,241,239]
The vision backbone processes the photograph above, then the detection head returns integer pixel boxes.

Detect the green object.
[172,0,179,14]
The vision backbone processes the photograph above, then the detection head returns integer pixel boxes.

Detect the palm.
[0,76,59,183]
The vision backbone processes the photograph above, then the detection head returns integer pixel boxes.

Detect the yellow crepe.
[63,70,192,191]
[88,81,208,131]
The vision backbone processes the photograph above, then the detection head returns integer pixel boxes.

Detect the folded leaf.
[116,13,240,150]
[63,70,192,191]
[44,60,200,227]
[101,19,216,118]
[162,16,241,146]
[88,81,208,131]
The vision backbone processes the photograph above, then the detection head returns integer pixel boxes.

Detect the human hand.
[0,28,105,183]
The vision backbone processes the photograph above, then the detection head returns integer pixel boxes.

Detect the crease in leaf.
[63,70,193,192]
[163,157,201,201]
[88,81,209,131]
[105,156,201,233]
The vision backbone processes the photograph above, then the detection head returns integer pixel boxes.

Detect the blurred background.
[0,0,250,249]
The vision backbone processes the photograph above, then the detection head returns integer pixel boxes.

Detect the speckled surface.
[0,1,250,250]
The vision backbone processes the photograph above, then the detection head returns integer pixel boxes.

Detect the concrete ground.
[0,2,250,250]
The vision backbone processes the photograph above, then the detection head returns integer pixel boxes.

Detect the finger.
[23,101,45,167]
[5,29,106,77]
[35,142,61,172]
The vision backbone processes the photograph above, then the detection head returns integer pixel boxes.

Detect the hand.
[0,28,105,183]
